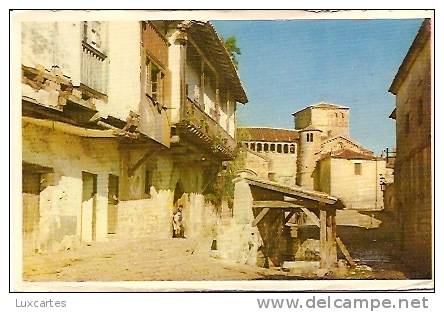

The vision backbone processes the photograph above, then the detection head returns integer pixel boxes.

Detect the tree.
[222,36,241,69]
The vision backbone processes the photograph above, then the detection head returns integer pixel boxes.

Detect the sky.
[212,19,424,154]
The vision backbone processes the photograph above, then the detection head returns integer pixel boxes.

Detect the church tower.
[296,125,322,189]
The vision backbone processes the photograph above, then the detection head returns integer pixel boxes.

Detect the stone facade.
[388,19,432,278]
[21,20,247,256]
[239,103,390,211]
[317,155,386,211]
[293,103,350,139]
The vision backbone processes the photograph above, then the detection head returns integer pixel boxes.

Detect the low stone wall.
[117,189,172,239]
[213,180,262,266]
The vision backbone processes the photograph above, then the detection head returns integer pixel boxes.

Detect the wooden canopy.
[236,176,349,269]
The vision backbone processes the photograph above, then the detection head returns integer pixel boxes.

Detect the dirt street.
[23,235,407,282]
[23,236,267,281]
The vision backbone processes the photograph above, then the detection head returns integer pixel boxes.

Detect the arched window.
[251,143,256,151]
[264,143,269,152]
[244,142,249,148]
[270,144,276,152]
[284,144,289,153]
[257,143,263,152]
[290,144,295,153]
[277,144,282,153]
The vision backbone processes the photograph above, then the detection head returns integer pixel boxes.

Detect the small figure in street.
[173,205,184,238]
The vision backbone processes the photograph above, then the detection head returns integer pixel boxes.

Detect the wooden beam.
[188,37,219,81]
[253,200,303,209]
[245,178,337,204]
[284,211,296,224]
[336,237,357,267]
[128,150,157,177]
[319,207,328,268]
[326,208,337,268]
[252,208,270,227]
[284,197,322,210]
[301,207,355,267]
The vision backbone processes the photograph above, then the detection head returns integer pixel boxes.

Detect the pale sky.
[212,19,424,154]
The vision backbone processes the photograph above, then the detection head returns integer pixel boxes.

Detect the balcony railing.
[178,98,237,160]
[81,41,107,96]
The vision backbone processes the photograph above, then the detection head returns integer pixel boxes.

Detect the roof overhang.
[185,21,248,104]
[236,176,344,209]
[389,19,431,95]
[389,108,397,120]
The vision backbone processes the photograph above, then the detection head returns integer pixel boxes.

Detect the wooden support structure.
[253,200,303,209]
[301,207,356,267]
[284,211,296,224]
[252,208,270,227]
[336,237,357,267]
[319,205,337,269]
[240,176,346,270]
[128,150,157,177]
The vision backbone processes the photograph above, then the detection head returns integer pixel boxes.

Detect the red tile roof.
[238,127,299,142]
[322,149,379,161]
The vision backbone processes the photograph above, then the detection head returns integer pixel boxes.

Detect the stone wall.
[22,122,120,253]
[116,189,172,239]
[320,158,385,211]
[392,28,432,278]
[215,180,262,266]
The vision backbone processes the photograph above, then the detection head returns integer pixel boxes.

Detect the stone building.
[240,102,388,212]
[239,127,298,185]
[21,20,247,255]
[388,19,432,278]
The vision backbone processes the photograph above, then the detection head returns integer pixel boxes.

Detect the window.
[354,163,362,175]
[417,100,423,125]
[83,21,103,51]
[270,144,276,152]
[146,60,165,104]
[250,143,255,151]
[405,112,410,134]
[277,144,282,153]
[284,144,289,154]
[144,170,153,195]
[257,143,263,152]
[264,143,269,152]
[306,133,314,142]
[290,144,295,154]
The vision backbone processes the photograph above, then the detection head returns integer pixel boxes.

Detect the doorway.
[22,170,41,255]
[107,174,119,234]
[81,171,97,242]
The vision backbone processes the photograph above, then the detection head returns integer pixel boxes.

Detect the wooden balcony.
[81,41,107,97]
[177,98,237,160]
[142,21,169,66]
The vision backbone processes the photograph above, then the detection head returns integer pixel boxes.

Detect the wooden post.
[215,79,220,123]
[319,205,327,268]
[178,36,187,119]
[199,59,205,109]
[326,207,337,268]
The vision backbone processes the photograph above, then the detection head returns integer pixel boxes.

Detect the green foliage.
[204,128,252,208]
[222,36,241,69]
